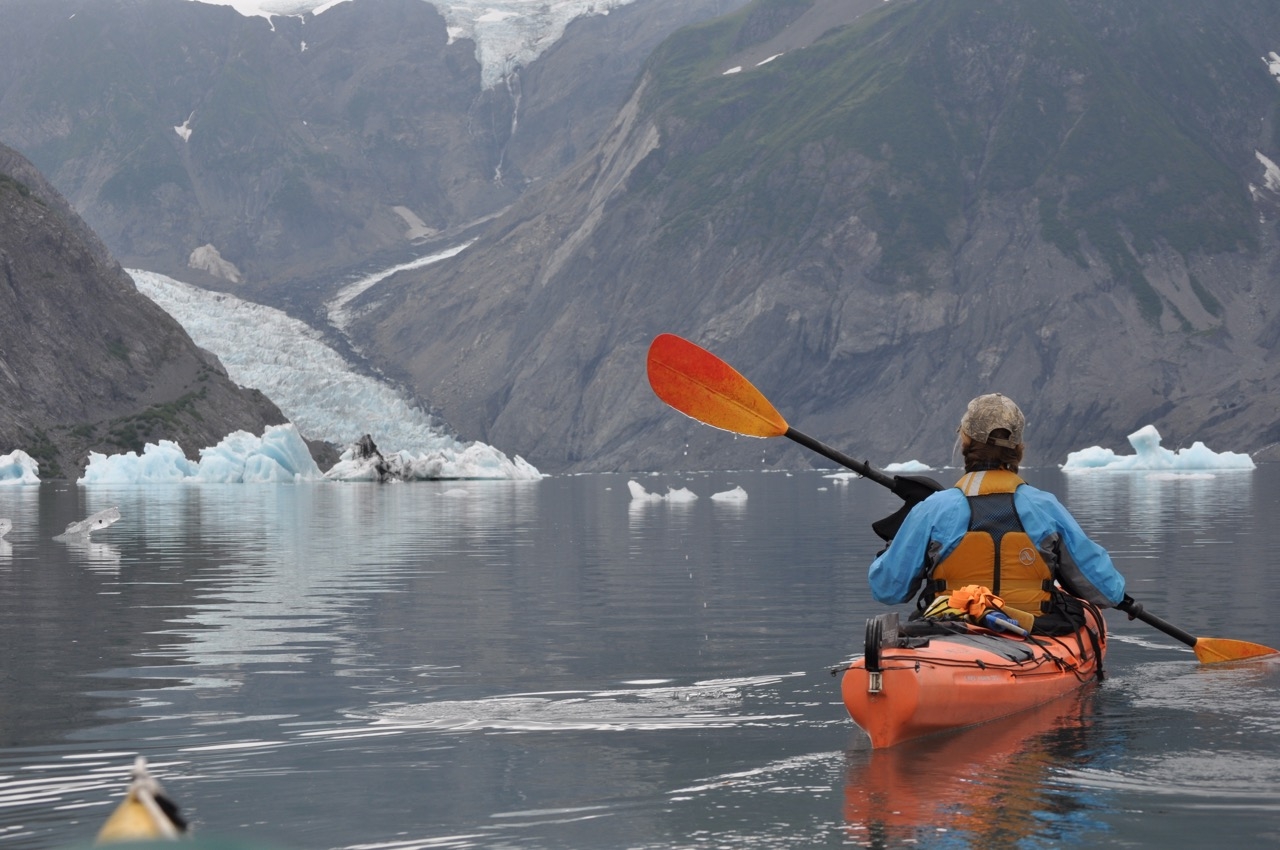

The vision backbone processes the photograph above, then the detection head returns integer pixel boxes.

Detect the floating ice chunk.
[0,450,40,485]
[324,434,543,481]
[54,506,121,541]
[1061,424,1255,471]
[627,480,698,503]
[0,518,11,539]
[81,440,200,484]
[79,424,323,484]
[885,460,933,473]
[710,486,748,502]
[628,480,663,502]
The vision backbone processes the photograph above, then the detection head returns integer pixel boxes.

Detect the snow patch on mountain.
[187,0,640,87]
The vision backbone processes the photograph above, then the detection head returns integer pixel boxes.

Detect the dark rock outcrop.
[0,142,286,479]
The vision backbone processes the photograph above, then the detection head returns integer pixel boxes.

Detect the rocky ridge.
[0,142,286,479]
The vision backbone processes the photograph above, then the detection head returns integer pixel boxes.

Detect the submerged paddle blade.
[1192,637,1280,664]
[647,333,789,438]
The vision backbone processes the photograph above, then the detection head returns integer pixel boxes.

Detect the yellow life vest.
[927,469,1055,614]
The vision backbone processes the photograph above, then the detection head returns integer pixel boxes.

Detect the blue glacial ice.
[1060,424,1254,472]
[116,270,541,483]
[0,450,41,485]
[79,424,323,484]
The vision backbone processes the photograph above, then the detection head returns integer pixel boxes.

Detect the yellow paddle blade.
[1193,637,1280,664]
[646,333,789,438]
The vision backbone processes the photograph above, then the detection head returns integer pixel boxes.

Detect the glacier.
[189,0,641,88]
[125,270,541,483]
[1060,424,1255,472]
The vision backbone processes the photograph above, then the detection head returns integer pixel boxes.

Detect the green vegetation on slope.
[639,0,1257,308]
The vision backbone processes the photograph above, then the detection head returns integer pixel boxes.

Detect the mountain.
[0,142,286,479]
[0,0,748,295]
[345,0,1280,473]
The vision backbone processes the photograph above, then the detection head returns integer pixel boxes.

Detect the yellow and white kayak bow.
[95,756,188,844]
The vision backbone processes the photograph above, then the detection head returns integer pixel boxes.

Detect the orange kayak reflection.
[843,688,1101,847]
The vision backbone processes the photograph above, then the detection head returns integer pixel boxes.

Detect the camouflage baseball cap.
[959,393,1025,448]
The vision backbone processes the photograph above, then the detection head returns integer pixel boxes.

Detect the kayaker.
[868,393,1126,635]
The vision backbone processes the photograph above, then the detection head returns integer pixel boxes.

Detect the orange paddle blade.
[1193,637,1279,664]
[646,333,789,438]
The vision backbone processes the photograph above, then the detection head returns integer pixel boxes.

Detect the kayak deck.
[840,604,1106,748]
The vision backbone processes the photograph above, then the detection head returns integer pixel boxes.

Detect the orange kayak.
[840,602,1107,748]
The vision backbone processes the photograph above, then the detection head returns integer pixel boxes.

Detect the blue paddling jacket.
[869,470,1126,611]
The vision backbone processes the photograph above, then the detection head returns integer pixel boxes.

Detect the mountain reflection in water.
[0,469,1276,849]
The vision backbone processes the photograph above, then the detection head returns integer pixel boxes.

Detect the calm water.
[0,468,1278,849]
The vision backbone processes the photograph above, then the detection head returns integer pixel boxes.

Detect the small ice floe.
[710,486,748,503]
[0,449,40,485]
[0,518,11,539]
[628,481,698,503]
[1061,424,1255,472]
[884,459,934,473]
[54,506,121,541]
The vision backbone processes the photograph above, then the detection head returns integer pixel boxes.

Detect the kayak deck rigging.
[840,604,1107,748]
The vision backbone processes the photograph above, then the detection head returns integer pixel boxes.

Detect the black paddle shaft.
[783,427,945,541]
[1116,597,1198,648]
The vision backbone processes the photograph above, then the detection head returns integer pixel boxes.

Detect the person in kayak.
[868,393,1126,635]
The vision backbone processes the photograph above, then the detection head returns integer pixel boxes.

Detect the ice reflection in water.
[0,471,1277,850]
[128,481,543,678]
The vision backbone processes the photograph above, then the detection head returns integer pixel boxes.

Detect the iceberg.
[1061,424,1255,472]
[0,450,40,485]
[79,424,323,484]
[884,460,934,473]
[710,485,748,502]
[627,480,698,503]
[0,518,10,539]
[324,434,542,481]
[54,506,121,541]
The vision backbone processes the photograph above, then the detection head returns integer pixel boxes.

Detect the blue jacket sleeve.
[1014,486,1126,606]
[868,490,968,605]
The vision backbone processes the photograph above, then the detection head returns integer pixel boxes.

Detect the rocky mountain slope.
[0,143,286,479]
[347,0,1280,472]
[0,0,746,295]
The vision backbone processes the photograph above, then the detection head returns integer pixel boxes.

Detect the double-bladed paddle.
[645,332,944,540]
[1116,598,1276,663]
[645,332,1279,665]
